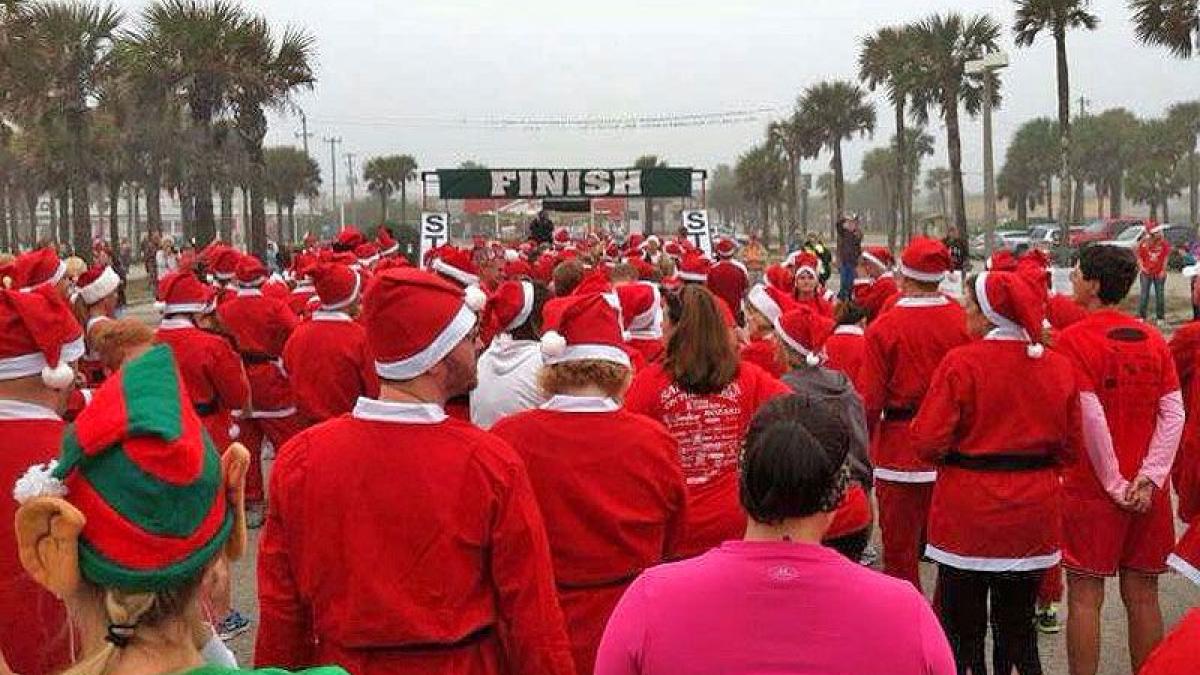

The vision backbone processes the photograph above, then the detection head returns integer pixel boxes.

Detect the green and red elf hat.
[51,344,232,591]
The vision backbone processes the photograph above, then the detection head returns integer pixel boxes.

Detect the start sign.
[420,212,449,263]
[681,209,713,257]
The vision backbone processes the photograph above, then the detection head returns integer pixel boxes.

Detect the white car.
[1100,225,1147,249]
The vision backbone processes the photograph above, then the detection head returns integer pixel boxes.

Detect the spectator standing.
[835,214,864,300]
[530,209,555,245]
[1137,225,1170,323]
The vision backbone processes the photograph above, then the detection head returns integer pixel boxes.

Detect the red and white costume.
[858,237,970,589]
[706,240,748,321]
[616,282,666,365]
[823,324,866,394]
[626,361,789,558]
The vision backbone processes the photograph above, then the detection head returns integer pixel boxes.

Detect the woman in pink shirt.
[596,395,955,675]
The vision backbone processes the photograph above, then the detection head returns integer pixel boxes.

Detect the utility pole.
[323,136,342,225]
[967,52,1008,259]
[344,152,357,225]
[295,109,313,158]
[1077,96,1090,118]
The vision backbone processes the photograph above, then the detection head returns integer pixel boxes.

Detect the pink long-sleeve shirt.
[594,540,955,675]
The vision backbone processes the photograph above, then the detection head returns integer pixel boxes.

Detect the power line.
[308,105,787,131]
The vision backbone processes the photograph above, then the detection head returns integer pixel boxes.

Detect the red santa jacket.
[626,337,665,365]
[740,336,785,378]
[910,337,1080,569]
[823,325,866,394]
[852,273,898,323]
[1046,293,1089,332]
[1137,608,1200,675]
[625,362,789,558]
[0,405,71,675]
[706,260,748,320]
[282,310,380,425]
[794,292,834,319]
[218,288,300,413]
[155,318,250,449]
[255,398,573,675]
[1170,323,1200,521]
[491,397,687,675]
[859,295,970,481]
[1137,237,1170,278]
[289,283,317,320]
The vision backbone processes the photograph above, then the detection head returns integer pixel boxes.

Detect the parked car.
[1030,225,1085,249]
[1070,218,1145,247]
[1100,223,1198,251]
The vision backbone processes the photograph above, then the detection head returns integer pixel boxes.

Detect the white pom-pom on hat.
[12,460,68,504]
[228,423,241,440]
[1027,343,1045,359]
[805,352,821,367]
[541,330,567,358]
[504,249,520,263]
[153,301,167,313]
[41,362,75,389]
[464,285,488,312]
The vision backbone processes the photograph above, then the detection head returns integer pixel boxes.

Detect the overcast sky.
[114,0,1198,194]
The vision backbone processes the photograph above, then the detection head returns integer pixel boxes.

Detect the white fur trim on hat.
[974,273,1039,358]
[504,249,520,263]
[773,316,822,367]
[41,362,74,389]
[505,282,536,333]
[375,303,478,381]
[862,251,888,272]
[321,272,362,312]
[19,259,67,292]
[0,335,84,382]
[12,460,68,504]
[543,343,632,368]
[432,258,481,287]
[78,266,121,305]
[746,284,782,323]
[678,270,708,283]
[898,261,945,284]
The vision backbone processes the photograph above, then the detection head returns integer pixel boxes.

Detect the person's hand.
[1105,479,1138,512]
[1124,475,1156,513]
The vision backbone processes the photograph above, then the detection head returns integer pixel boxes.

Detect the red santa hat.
[973,271,1047,358]
[899,236,952,283]
[208,247,241,282]
[626,233,645,252]
[377,228,399,256]
[553,228,572,247]
[663,241,685,260]
[861,246,894,273]
[714,237,738,259]
[76,265,121,305]
[774,307,834,367]
[262,279,290,301]
[355,243,381,267]
[540,293,630,368]
[789,251,821,278]
[746,282,798,323]
[234,255,268,287]
[986,249,1019,272]
[616,282,663,339]
[625,255,657,280]
[430,247,481,287]
[363,268,486,381]
[14,247,67,291]
[1167,520,1200,586]
[572,270,614,296]
[765,264,795,294]
[290,252,317,281]
[1147,220,1166,235]
[335,226,366,251]
[0,285,84,388]
[157,271,216,315]
[483,280,535,340]
[310,263,362,310]
[678,254,711,283]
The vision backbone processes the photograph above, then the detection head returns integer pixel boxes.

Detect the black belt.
[556,570,641,591]
[882,407,916,422]
[194,400,218,417]
[383,625,494,654]
[943,452,1056,472]
[240,352,275,365]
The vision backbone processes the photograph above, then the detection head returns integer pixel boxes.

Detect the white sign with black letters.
[419,212,450,264]
[681,209,713,257]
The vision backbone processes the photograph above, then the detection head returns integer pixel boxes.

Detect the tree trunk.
[219,189,234,243]
[180,185,195,243]
[108,178,121,251]
[26,190,40,246]
[379,191,389,223]
[1073,179,1085,225]
[1150,201,1159,222]
[1017,194,1028,224]
[127,186,137,245]
[72,182,91,263]
[760,200,771,249]
[287,204,296,243]
[0,179,9,253]
[893,99,907,242]
[945,92,968,235]
[1046,179,1054,220]
[275,201,284,243]
[1055,28,1073,229]
[146,164,162,236]
[191,118,217,247]
[800,182,810,236]
[884,177,897,252]
[1189,146,1198,230]
[1110,173,1123,217]
[400,182,408,225]
[1095,184,1105,219]
[241,187,249,244]
[58,189,70,248]
[1164,198,1170,224]
[832,141,846,234]
[643,197,653,235]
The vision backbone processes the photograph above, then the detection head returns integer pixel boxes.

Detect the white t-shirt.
[471,337,545,430]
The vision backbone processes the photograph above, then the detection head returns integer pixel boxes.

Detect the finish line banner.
[436,168,694,199]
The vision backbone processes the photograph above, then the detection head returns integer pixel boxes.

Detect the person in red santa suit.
[706,237,748,322]
[428,247,490,420]
[490,293,687,675]
[471,280,550,430]
[910,270,1081,675]
[790,252,835,318]
[12,246,71,298]
[287,253,319,319]
[617,281,666,365]
[377,226,401,259]
[217,254,302,527]
[851,245,898,324]
[676,253,711,287]
[0,284,81,675]
[282,263,379,427]
[71,263,122,387]
[255,267,572,675]
[1054,244,1184,675]
[625,285,789,559]
[823,302,868,394]
[207,245,242,306]
[740,282,797,378]
[773,307,874,561]
[858,236,970,591]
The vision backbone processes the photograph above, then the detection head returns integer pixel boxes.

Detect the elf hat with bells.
[13,344,251,598]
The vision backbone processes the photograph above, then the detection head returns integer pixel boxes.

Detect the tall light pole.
[344,152,357,225]
[966,51,1008,259]
[323,136,342,226]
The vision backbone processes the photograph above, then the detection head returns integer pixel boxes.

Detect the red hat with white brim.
[774,307,834,367]
[1167,519,1200,586]
[715,237,738,259]
[746,282,798,324]
[234,255,268,288]
[899,236,952,283]
[430,247,481,288]
[484,280,535,337]
[677,254,711,283]
[789,252,820,278]
[615,282,663,339]
[14,247,67,291]
[973,271,1046,358]
[540,293,630,368]
[310,263,362,310]
[76,265,121,305]
[861,246,894,273]
[158,271,217,315]
[0,284,84,388]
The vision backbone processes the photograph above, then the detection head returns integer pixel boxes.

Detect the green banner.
[436,168,694,199]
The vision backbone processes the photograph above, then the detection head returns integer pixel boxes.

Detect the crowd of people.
[0,214,1198,675]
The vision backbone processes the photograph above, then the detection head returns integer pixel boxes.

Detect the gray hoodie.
[781,365,873,488]
[470,337,546,430]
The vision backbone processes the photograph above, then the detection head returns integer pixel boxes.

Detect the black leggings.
[936,565,1044,675]
[824,527,871,562]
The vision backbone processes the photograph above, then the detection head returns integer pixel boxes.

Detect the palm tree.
[394,154,417,225]
[1127,119,1190,221]
[1014,0,1099,234]
[1130,0,1200,58]
[925,167,951,217]
[909,12,1002,236]
[633,155,667,235]
[797,80,876,234]
[859,25,920,230]
[364,156,396,223]
[767,113,821,238]
[861,147,899,249]
[894,128,936,242]
[735,144,787,247]
[264,146,319,244]
[1168,101,1200,227]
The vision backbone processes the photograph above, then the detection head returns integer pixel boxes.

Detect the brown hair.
[538,359,631,399]
[609,263,639,284]
[91,319,155,372]
[552,260,585,296]
[509,282,550,342]
[664,285,738,395]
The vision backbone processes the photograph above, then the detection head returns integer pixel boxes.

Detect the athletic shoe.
[215,610,251,641]
[859,544,879,567]
[246,502,266,530]
[1035,604,1061,634]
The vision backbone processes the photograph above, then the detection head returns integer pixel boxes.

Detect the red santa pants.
[876,479,934,591]
[238,414,306,504]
